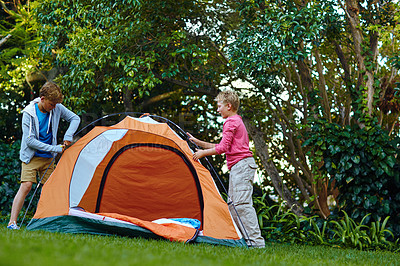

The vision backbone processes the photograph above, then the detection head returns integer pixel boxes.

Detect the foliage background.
[1,0,400,243]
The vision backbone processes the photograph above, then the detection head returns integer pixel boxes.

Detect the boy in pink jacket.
[188,90,265,248]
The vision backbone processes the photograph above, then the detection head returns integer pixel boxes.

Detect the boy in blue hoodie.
[7,81,80,229]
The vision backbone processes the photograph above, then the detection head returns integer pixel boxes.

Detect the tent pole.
[20,156,56,227]
[52,112,253,246]
[149,114,253,246]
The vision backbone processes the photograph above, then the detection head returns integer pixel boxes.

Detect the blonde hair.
[39,81,64,103]
[215,90,240,111]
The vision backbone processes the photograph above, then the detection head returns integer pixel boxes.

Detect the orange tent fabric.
[98,213,198,242]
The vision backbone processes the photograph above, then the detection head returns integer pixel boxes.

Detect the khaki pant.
[229,157,265,247]
[21,156,55,184]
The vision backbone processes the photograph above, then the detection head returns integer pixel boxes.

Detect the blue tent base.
[27,215,247,247]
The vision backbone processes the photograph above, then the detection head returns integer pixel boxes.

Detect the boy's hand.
[58,140,71,153]
[187,132,197,143]
[58,144,65,153]
[193,149,205,161]
[63,140,71,146]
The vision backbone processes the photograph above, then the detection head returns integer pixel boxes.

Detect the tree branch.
[0,34,11,47]
[140,89,183,109]
[313,48,332,123]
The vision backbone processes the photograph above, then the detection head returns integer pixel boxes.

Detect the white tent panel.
[69,129,128,207]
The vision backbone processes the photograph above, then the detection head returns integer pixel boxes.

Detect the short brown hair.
[39,81,64,103]
[215,90,240,111]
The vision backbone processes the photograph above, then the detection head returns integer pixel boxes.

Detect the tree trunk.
[296,59,313,92]
[344,0,378,116]
[316,179,331,219]
[314,49,331,123]
[243,117,304,216]
[123,87,133,112]
[26,67,68,83]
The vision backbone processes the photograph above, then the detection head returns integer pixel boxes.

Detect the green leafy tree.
[228,0,400,220]
[1,0,244,197]
[31,0,246,188]
[0,0,48,141]
[31,0,236,169]
[33,0,239,114]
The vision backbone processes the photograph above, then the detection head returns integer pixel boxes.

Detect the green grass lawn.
[1,224,399,266]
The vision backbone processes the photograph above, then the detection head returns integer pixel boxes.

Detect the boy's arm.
[194,139,216,149]
[187,132,215,149]
[214,119,236,154]
[193,147,218,161]
[59,104,81,142]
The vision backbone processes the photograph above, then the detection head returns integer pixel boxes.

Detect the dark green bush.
[254,194,399,251]
[304,122,400,238]
[254,196,310,244]
[0,139,50,223]
[0,140,21,218]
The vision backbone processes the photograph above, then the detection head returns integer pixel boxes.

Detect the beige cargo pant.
[228,157,265,248]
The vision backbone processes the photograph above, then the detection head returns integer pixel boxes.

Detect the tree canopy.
[228,0,400,233]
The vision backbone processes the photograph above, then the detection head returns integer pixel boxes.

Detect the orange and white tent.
[27,115,245,247]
